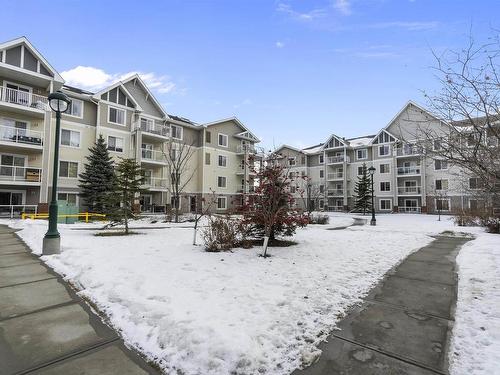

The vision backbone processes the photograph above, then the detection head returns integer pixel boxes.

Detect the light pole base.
[42,236,61,255]
[370,219,377,226]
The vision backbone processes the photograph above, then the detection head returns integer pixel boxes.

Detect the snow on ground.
[2,214,491,374]
[449,233,500,375]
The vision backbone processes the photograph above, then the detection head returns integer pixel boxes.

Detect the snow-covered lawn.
[2,214,497,374]
[449,233,500,375]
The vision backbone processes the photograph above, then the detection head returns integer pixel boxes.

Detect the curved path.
[293,234,471,375]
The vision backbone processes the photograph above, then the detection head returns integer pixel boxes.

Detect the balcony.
[0,125,43,148]
[141,149,167,165]
[138,122,169,138]
[397,166,421,175]
[0,204,38,218]
[327,189,344,197]
[327,172,343,180]
[0,165,42,185]
[327,155,349,164]
[142,177,168,190]
[395,146,422,157]
[399,206,422,213]
[237,185,256,194]
[236,144,257,154]
[397,186,422,195]
[0,86,49,112]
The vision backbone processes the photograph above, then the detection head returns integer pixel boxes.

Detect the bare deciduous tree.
[162,140,197,222]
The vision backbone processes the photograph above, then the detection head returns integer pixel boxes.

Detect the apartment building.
[0,37,259,217]
[277,101,485,214]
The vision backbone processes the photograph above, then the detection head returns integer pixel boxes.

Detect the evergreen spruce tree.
[78,135,116,213]
[112,158,146,234]
[353,163,373,215]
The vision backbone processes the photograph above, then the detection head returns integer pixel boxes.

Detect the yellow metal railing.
[21,212,106,223]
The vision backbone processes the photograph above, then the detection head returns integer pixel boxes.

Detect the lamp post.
[368,166,376,226]
[43,91,71,255]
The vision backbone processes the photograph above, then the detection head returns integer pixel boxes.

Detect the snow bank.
[4,214,459,374]
[450,233,500,375]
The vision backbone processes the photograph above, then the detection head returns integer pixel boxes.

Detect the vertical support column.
[392,146,398,212]
[421,154,427,213]
[39,111,52,207]
[343,147,348,211]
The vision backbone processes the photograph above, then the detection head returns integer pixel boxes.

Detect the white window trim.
[435,178,449,191]
[217,176,227,189]
[59,160,79,179]
[171,124,183,140]
[288,157,296,166]
[378,144,391,157]
[379,199,392,211]
[319,154,324,164]
[217,154,228,168]
[380,181,391,192]
[218,133,229,148]
[356,148,368,160]
[60,128,81,149]
[434,159,448,171]
[435,198,451,212]
[380,163,390,174]
[65,98,84,119]
[0,188,26,204]
[57,191,79,206]
[107,106,126,126]
[3,80,33,94]
[217,196,227,210]
[107,135,124,153]
[469,178,481,190]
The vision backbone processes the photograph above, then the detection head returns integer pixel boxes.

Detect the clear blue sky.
[1,0,498,148]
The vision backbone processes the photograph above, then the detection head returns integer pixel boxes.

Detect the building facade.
[277,101,486,214]
[0,37,259,217]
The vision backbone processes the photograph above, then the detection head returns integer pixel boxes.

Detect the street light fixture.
[43,90,71,255]
[368,166,376,226]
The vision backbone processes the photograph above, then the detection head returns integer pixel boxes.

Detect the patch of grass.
[94,231,141,237]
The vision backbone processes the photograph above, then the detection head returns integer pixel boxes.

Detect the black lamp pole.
[368,166,376,226]
[43,91,71,255]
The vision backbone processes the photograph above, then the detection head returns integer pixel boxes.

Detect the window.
[217,196,227,210]
[206,131,211,143]
[380,164,390,173]
[218,133,228,147]
[378,145,390,156]
[290,186,296,194]
[319,185,325,193]
[469,199,484,211]
[288,157,296,166]
[435,179,448,190]
[57,192,78,206]
[218,155,227,167]
[61,129,80,148]
[357,148,367,160]
[358,166,364,176]
[301,156,306,165]
[171,125,183,140]
[380,182,391,192]
[140,118,154,132]
[434,159,448,170]
[217,176,227,188]
[469,178,482,190]
[319,169,324,178]
[380,199,392,211]
[205,152,211,165]
[436,199,450,211]
[59,161,78,178]
[433,139,441,151]
[107,136,123,152]
[319,200,324,209]
[109,106,125,125]
[319,154,324,164]
[67,99,83,118]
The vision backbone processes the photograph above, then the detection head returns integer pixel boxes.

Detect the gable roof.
[120,74,168,118]
[369,128,399,145]
[0,36,64,83]
[93,79,142,111]
[203,117,260,142]
[322,133,348,150]
[274,144,304,154]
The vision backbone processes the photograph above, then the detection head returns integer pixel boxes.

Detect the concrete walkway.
[0,225,160,375]
[293,234,471,375]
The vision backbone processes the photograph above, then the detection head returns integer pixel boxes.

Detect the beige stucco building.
[0,37,259,217]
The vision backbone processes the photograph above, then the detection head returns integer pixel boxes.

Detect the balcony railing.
[0,166,42,183]
[141,148,166,163]
[238,185,256,194]
[397,166,421,175]
[399,206,421,213]
[327,155,349,164]
[139,122,168,137]
[142,177,168,189]
[0,124,43,146]
[327,189,344,196]
[327,172,343,180]
[236,144,257,154]
[0,204,38,218]
[395,147,422,157]
[0,86,49,111]
[397,186,422,195]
